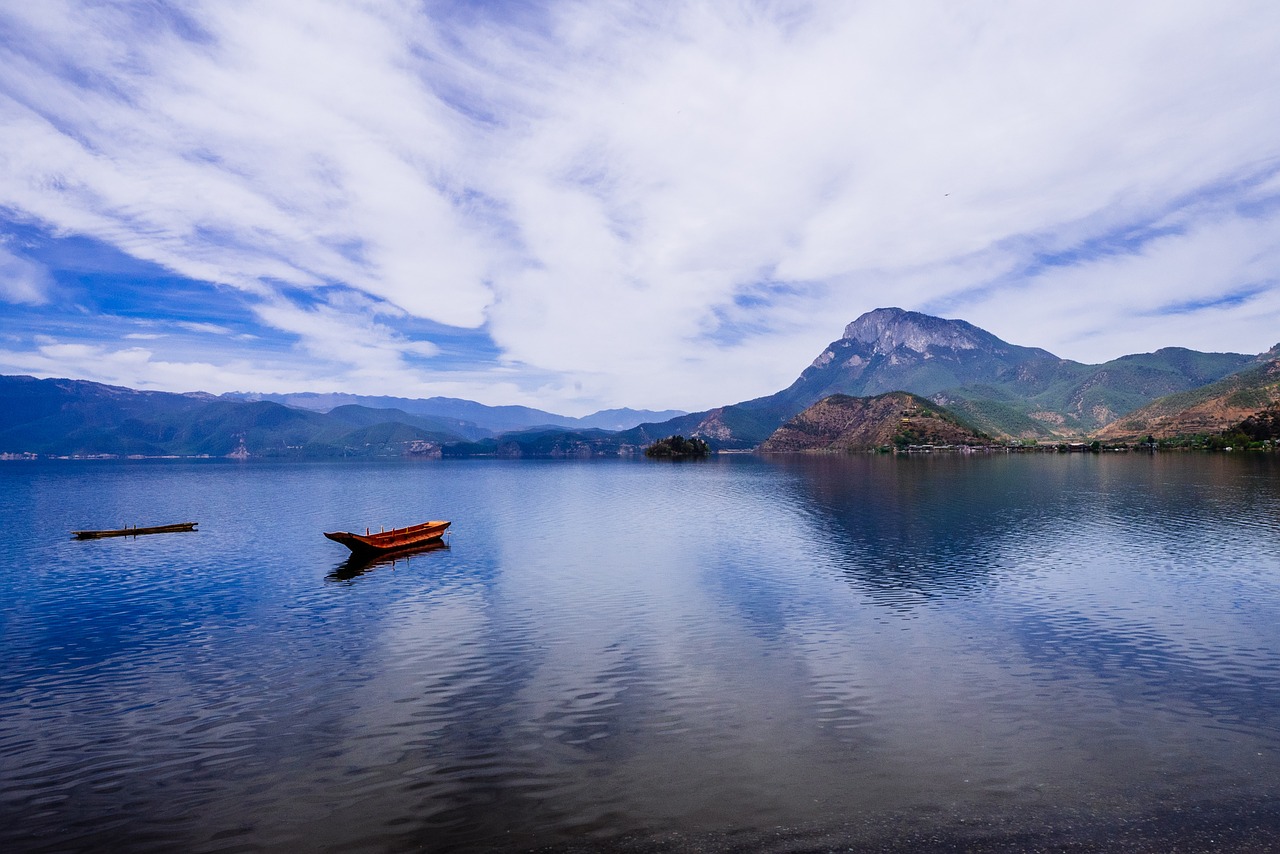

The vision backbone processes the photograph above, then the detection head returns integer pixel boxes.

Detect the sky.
[2,0,1280,416]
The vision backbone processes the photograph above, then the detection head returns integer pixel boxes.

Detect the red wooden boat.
[324,520,450,556]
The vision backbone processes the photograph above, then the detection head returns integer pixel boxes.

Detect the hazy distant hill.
[441,426,643,459]
[623,308,1254,448]
[0,376,688,458]
[221,391,684,434]
[1095,345,1280,440]
[0,376,472,457]
[0,376,213,456]
[574,407,688,431]
[322,404,492,441]
[758,392,991,452]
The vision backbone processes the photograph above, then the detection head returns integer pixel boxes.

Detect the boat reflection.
[327,539,451,582]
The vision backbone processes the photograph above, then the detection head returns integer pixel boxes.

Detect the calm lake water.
[2,453,1279,852]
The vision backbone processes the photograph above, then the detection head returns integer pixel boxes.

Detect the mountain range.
[618,307,1265,449]
[2,308,1276,458]
[220,391,684,434]
[0,374,692,458]
[1096,343,1280,441]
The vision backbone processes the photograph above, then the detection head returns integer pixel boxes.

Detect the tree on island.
[1237,407,1280,443]
[644,435,710,458]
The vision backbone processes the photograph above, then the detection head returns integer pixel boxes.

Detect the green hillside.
[1096,346,1280,440]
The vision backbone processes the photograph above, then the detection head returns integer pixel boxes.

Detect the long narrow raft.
[324,520,451,556]
[72,522,198,540]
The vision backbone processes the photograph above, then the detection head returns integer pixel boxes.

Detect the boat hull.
[72,522,198,539]
[324,520,450,555]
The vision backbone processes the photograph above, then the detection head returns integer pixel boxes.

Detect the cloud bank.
[2,0,1279,412]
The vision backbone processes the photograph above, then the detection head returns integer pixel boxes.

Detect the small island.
[644,435,710,459]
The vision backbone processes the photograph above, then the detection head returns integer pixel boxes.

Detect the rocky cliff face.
[769,308,1068,413]
[840,307,993,354]
[725,308,1069,444]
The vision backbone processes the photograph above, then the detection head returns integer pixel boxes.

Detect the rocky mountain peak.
[841,307,990,355]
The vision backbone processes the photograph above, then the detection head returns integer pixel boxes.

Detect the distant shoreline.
[3,444,1275,462]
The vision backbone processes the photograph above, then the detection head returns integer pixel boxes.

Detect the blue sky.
[2,1,1280,415]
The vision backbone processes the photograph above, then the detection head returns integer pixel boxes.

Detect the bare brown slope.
[1096,347,1280,440]
[758,392,990,452]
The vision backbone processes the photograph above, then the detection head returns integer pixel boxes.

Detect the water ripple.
[2,455,1280,851]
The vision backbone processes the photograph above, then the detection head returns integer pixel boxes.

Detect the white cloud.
[251,292,443,378]
[956,203,1280,359]
[0,332,562,407]
[175,321,233,336]
[0,340,320,394]
[2,0,1280,411]
[465,0,1280,403]
[0,243,52,304]
[0,1,503,314]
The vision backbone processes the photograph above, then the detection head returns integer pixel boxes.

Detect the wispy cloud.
[0,241,52,304]
[2,1,1280,411]
[175,321,233,336]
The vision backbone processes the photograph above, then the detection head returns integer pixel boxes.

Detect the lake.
[2,453,1279,852]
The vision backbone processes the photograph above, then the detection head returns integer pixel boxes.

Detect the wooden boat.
[72,522,198,540]
[324,520,451,556]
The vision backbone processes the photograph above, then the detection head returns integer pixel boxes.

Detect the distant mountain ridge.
[0,375,686,459]
[0,376,465,457]
[220,391,684,434]
[620,308,1254,448]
